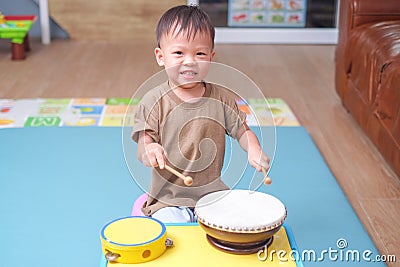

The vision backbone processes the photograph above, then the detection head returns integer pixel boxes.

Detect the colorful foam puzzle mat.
[0,98,300,128]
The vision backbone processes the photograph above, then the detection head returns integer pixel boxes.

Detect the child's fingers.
[261,160,270,171]
[252,159,269,172]
[148,154,158,168]
[260,153,270,169]
[260,152,270,164]
[250,159,262,172]
[155,150,166,169]
[143,143,166,168]
[256,162,263,172]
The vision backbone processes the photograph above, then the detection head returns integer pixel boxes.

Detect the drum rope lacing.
[194,190,287,234]
[195,209,287,233]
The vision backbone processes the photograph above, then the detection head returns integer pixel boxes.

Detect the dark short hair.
[156,5,215,48]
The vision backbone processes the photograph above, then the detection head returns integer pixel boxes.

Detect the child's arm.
[137,131,167,169]
[238,129,270,172]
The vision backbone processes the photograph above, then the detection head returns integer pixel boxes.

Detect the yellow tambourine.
[100,216,173,264]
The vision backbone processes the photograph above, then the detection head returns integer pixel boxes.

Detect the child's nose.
[183,56,195,66]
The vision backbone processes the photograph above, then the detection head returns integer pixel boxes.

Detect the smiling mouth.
[180,70,198,78]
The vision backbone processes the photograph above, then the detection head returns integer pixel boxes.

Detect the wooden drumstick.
[163,164,193,186]
[262,167,272,185]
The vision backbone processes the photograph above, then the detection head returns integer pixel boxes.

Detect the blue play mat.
[0,127,384,266]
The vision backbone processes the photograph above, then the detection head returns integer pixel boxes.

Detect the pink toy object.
[131,193,147,216]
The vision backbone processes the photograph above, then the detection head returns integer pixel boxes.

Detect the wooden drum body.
[195,190,287,254]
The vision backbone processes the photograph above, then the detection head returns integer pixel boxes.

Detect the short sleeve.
[131,102,160,143]
[224,100,250,140]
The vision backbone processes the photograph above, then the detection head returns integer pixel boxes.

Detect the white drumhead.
[195,190,286,233]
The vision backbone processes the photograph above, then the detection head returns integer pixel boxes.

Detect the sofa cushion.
[345,20,400,105]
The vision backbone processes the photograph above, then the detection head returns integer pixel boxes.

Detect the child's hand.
[248,147,270,173]
[238,130,271,174]
[142,143,167,169]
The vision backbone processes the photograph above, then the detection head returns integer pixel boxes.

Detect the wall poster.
[228,0,307,27]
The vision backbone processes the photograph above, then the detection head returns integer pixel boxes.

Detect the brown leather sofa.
[335,0,400,177]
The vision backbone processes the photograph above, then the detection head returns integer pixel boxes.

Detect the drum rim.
[195,190,287,233]
[101,216,166,246]
[197,209,287,233]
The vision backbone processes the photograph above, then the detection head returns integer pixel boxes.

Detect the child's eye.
[174,51,183,55]
[197,52,206,56]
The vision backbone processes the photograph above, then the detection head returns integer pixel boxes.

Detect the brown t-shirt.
[132,81,249,215]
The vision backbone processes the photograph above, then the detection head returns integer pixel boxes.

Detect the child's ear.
[210,50,216,61]
[154,48,164,67]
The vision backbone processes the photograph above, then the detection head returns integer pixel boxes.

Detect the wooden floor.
[1,39,399,266]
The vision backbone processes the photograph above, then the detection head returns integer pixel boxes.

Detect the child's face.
[155,27,215,90]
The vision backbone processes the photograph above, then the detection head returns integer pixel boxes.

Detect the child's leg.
[152,207,196,223]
